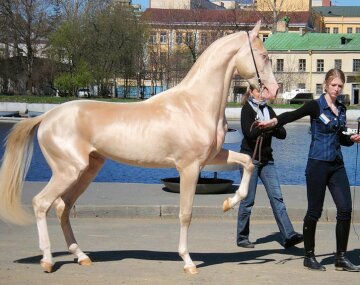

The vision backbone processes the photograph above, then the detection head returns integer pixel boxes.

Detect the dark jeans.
[305,158,352,221]
[237,161,297,244]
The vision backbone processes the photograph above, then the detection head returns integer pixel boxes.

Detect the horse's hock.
[162,128,241,194]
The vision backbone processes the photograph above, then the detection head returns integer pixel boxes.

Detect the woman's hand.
[257,118,278,129]
[350,134,360,143]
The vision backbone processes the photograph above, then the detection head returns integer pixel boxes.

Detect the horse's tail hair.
[0,115,43,224]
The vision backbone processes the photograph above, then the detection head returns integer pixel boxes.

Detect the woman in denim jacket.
[259,68,360,271]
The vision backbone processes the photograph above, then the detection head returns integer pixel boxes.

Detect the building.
[141,8,317,98]
[264,32,360,104]
[312,0,332,6]
[149,0,224,9]
[313,6,360,33]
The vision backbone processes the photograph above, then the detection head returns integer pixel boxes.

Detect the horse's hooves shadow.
[14,247,309,271]
[14,251,76,272]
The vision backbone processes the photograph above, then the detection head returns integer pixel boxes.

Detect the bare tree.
[0,0,55,95]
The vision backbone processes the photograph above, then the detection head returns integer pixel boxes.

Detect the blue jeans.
[237,161,297,244]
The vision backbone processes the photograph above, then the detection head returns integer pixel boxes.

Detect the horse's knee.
[244,157,254,172]
[179,213,192,225]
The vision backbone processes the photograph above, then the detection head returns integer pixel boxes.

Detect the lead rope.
[250,121,263,162]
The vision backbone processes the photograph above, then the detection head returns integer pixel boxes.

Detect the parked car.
[77,88,91,97]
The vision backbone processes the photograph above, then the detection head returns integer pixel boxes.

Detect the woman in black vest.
[259,69,360,271]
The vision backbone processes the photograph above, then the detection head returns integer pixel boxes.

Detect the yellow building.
[141,8,317,99]
[313,6,360,33]
[256,0,311,12]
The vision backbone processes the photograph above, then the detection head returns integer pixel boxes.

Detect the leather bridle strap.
[246,31,263,93]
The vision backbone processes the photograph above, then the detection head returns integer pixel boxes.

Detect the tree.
[0,0,55,95]
[50,2,146,97]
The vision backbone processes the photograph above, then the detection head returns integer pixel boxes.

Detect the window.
[334,59,342,69]
[316,84,323,94]
[347,27,353,34]
[160,32,167,44]
[299,59,306,72]
[210,32,218,42]
[186,32,193,43]
[276,59,284,72]
[316,59,324,72]
[149,33,156,44]
[356,27,360,33]
[201,32,208,45]
[333,27,339,34]
[353,59,360,72]
[262,34,268,42]
[324,27,330,33]
[176,32,182,45]
[160,52,167,64]
[298,83,305,89]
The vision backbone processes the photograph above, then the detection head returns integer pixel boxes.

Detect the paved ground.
[1,218,360,285]
[0,181,359,284]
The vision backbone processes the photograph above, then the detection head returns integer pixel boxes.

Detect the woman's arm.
[258,100,319,129]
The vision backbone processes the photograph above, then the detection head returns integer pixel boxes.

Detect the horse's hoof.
[223,198,232,212]
[79,257,92,266]
[40,260,53,273]
[184,266,198,274]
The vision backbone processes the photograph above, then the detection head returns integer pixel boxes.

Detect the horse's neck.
[177,33,244,118]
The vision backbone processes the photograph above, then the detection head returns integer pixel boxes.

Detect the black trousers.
[305,158,352,221]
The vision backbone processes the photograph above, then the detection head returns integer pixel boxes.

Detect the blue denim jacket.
[308,94,347,161]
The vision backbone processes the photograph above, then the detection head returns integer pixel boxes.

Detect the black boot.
[335,252,360,272]
[304,251,326,271]
[335,220,360,272]
[303,216,326,271]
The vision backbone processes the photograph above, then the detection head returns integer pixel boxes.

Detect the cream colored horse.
[0,22,278,274]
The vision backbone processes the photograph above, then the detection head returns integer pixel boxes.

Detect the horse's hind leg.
[32,173,81,273]
[53,154,105,266]
[206,149,254,211]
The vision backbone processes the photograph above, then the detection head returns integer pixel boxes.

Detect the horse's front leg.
[178,163,200,274]
[206,149,254,211]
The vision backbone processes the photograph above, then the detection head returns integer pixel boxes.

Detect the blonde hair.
[240,87,252,106]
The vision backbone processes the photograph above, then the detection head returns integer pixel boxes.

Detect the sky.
[131,0,360,10]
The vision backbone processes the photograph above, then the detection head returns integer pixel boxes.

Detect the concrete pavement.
[1,182,360,284]
[1,218,360,285]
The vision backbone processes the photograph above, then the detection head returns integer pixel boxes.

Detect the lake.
[0,121,359,185]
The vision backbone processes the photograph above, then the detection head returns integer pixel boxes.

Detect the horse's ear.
[249,21,261,41]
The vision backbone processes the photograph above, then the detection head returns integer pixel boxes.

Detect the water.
[0,121,359,185]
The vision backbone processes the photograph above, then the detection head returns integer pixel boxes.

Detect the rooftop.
[313,6,360,17]
[141,8,312,27]
[264,32,360,51]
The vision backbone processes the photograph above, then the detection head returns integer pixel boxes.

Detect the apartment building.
[141,8,317,98]
[265,32,360,104]
[313,6,360,33]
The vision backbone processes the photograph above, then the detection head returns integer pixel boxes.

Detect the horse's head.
[235,21,278,99]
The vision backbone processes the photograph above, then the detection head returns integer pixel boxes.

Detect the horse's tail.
[0,115,44,224]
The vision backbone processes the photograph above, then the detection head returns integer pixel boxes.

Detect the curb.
[25,204,360,223]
